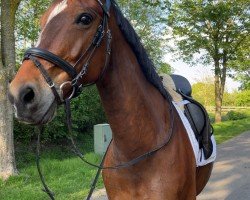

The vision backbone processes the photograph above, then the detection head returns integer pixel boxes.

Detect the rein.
[25,0,175,199]
[36,95,174,200]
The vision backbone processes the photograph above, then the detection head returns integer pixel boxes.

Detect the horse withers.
[8,0,213,199]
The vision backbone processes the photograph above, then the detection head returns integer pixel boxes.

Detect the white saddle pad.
[172,101,216,167]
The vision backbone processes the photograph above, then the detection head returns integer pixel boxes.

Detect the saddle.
[170,74,214,159]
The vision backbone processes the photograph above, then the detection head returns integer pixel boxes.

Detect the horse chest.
[102,164,186,200]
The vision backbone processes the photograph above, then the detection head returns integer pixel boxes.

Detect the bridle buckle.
[48,82,55,88]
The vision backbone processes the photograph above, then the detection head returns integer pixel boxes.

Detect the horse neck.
[96,24,170,159]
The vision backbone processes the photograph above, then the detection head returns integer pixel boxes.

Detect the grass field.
[211,109,250,144]
[213,118,250,144]
[0,135,103,200]
[0,109,249,199]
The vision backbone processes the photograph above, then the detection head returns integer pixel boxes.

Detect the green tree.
[15,0,52,64]
[229,37,250,90]
[158,62,172,74]
[117,0,171,70]
[223,91,237,106]
[0,0,21,180]
[168,0,250,123]
[235,72,250,90]
[235,90,250,106]
[192,82,215,107]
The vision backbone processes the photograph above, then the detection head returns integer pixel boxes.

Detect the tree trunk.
[214,51,228,123]
[214,60,222,123]
[0,68,17,180]
[215,75,222,123]
[0,0,21,180]
[221,50,228,98]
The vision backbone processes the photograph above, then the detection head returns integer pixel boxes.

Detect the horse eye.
[77,14,93,25]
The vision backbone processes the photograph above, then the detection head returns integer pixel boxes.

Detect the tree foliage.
[15,0,52,63]
[168,0,250,122]
[237,73,250,90]
[111,0,171,69]
[192,82,250,107]
[235,90,250,106]
[228,34,250,90]
[192,82,215,106]
[168,0,249,66]
[158,63,172,74]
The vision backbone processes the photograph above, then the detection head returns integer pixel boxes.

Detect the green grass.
[214,117,250,144]
[0,109,249,199]
[0,136,103,200]
[211,108,250,144]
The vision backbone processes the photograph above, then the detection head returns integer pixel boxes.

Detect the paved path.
[93,131,250,200]
[92,189,108,200]
[198,131,250,200]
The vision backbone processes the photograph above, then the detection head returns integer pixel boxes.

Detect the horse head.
[8,0,112,125]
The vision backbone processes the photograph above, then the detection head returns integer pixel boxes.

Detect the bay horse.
[8,0,213,199]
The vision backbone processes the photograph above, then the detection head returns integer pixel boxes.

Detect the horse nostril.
[22,87,35,105]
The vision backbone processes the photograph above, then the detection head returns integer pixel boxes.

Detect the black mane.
[111,1,172,100]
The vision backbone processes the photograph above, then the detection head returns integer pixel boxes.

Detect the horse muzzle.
[8,82,57,125]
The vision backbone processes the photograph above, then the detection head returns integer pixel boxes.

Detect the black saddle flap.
[170,74,214,160]
[180,93,214,160]
[185,103,205,135]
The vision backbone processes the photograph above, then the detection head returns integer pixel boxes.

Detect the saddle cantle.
[170,74,192,97]
[170,74,214,159]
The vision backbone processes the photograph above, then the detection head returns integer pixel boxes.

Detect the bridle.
[24,0,112,104]
[23,0,113,199]
[22,0,175,199]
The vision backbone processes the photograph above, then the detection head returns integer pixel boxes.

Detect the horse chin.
[17,100,57,126]
[37,101,57,125]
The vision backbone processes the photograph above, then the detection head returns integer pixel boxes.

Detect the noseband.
[23,0,112,104]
